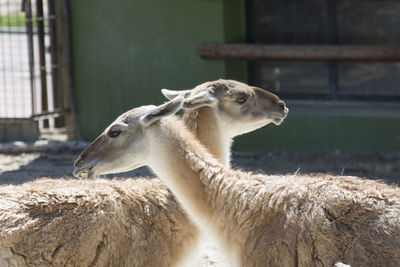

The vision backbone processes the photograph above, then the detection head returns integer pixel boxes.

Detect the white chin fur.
[272,118,283,125]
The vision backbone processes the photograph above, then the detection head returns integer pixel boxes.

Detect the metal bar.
[31,109,70,120]
[6,0,16,117]
[0,118,33,123]
[25,15,56,22]
[36,0,49,127]
[63,0,81,139]
[24,0,36,116]
[0,1,8,117]
[265,92,400,102]
[0,27,51,34]
[47,0,60,114]
[16,3,28,117]
[200,43,400,62]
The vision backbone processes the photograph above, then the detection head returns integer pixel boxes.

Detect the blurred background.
[0,0,399,184]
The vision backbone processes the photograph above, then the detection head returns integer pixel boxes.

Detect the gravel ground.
[232,150,400,185]
[0,142,398,185]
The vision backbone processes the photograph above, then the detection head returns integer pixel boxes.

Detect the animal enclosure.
[0,0,76,141]
[69,0,399,151]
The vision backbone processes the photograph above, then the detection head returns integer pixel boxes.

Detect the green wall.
[234,113,400,152]
[70,1,399,151]
[234,101,400,152]
[70,0,246,140]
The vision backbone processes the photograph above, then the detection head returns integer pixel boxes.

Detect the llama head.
[73,95,184,179]
[162,79,288,137]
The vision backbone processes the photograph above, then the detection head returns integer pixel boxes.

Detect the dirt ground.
[0,141,398,185]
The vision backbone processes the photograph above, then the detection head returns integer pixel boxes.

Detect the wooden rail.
[200,43,400,62]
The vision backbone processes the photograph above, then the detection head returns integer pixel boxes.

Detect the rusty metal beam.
[200,43,400,62]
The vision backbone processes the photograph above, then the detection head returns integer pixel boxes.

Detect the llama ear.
[182,91,218,110]
[161,88,193,100]
[140,95,184,127]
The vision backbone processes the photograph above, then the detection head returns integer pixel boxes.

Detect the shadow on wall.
[0,150,399,186]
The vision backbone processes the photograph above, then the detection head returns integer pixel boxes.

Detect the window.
[246,0,400,102]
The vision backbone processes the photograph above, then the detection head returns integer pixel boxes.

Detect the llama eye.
[236,94,248,104]
[108,130,122,138]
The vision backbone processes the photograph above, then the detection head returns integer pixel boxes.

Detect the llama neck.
[147,117,228,232]
[183,107,232,168]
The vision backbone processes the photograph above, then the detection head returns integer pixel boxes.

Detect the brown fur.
[0,79,287,266]
[0,178,196,267]
[183,108,199,135]
[157,117,400,267]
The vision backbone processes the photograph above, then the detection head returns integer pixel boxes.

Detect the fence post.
[52,0,80,140]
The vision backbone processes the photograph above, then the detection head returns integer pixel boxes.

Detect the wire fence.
[0,0,54,123]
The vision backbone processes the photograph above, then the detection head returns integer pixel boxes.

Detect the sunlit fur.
[167,79,288,167]
[0,178,195,267]
[166,117,400,266]
[78,105,400,267]
[0,80,287,266]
